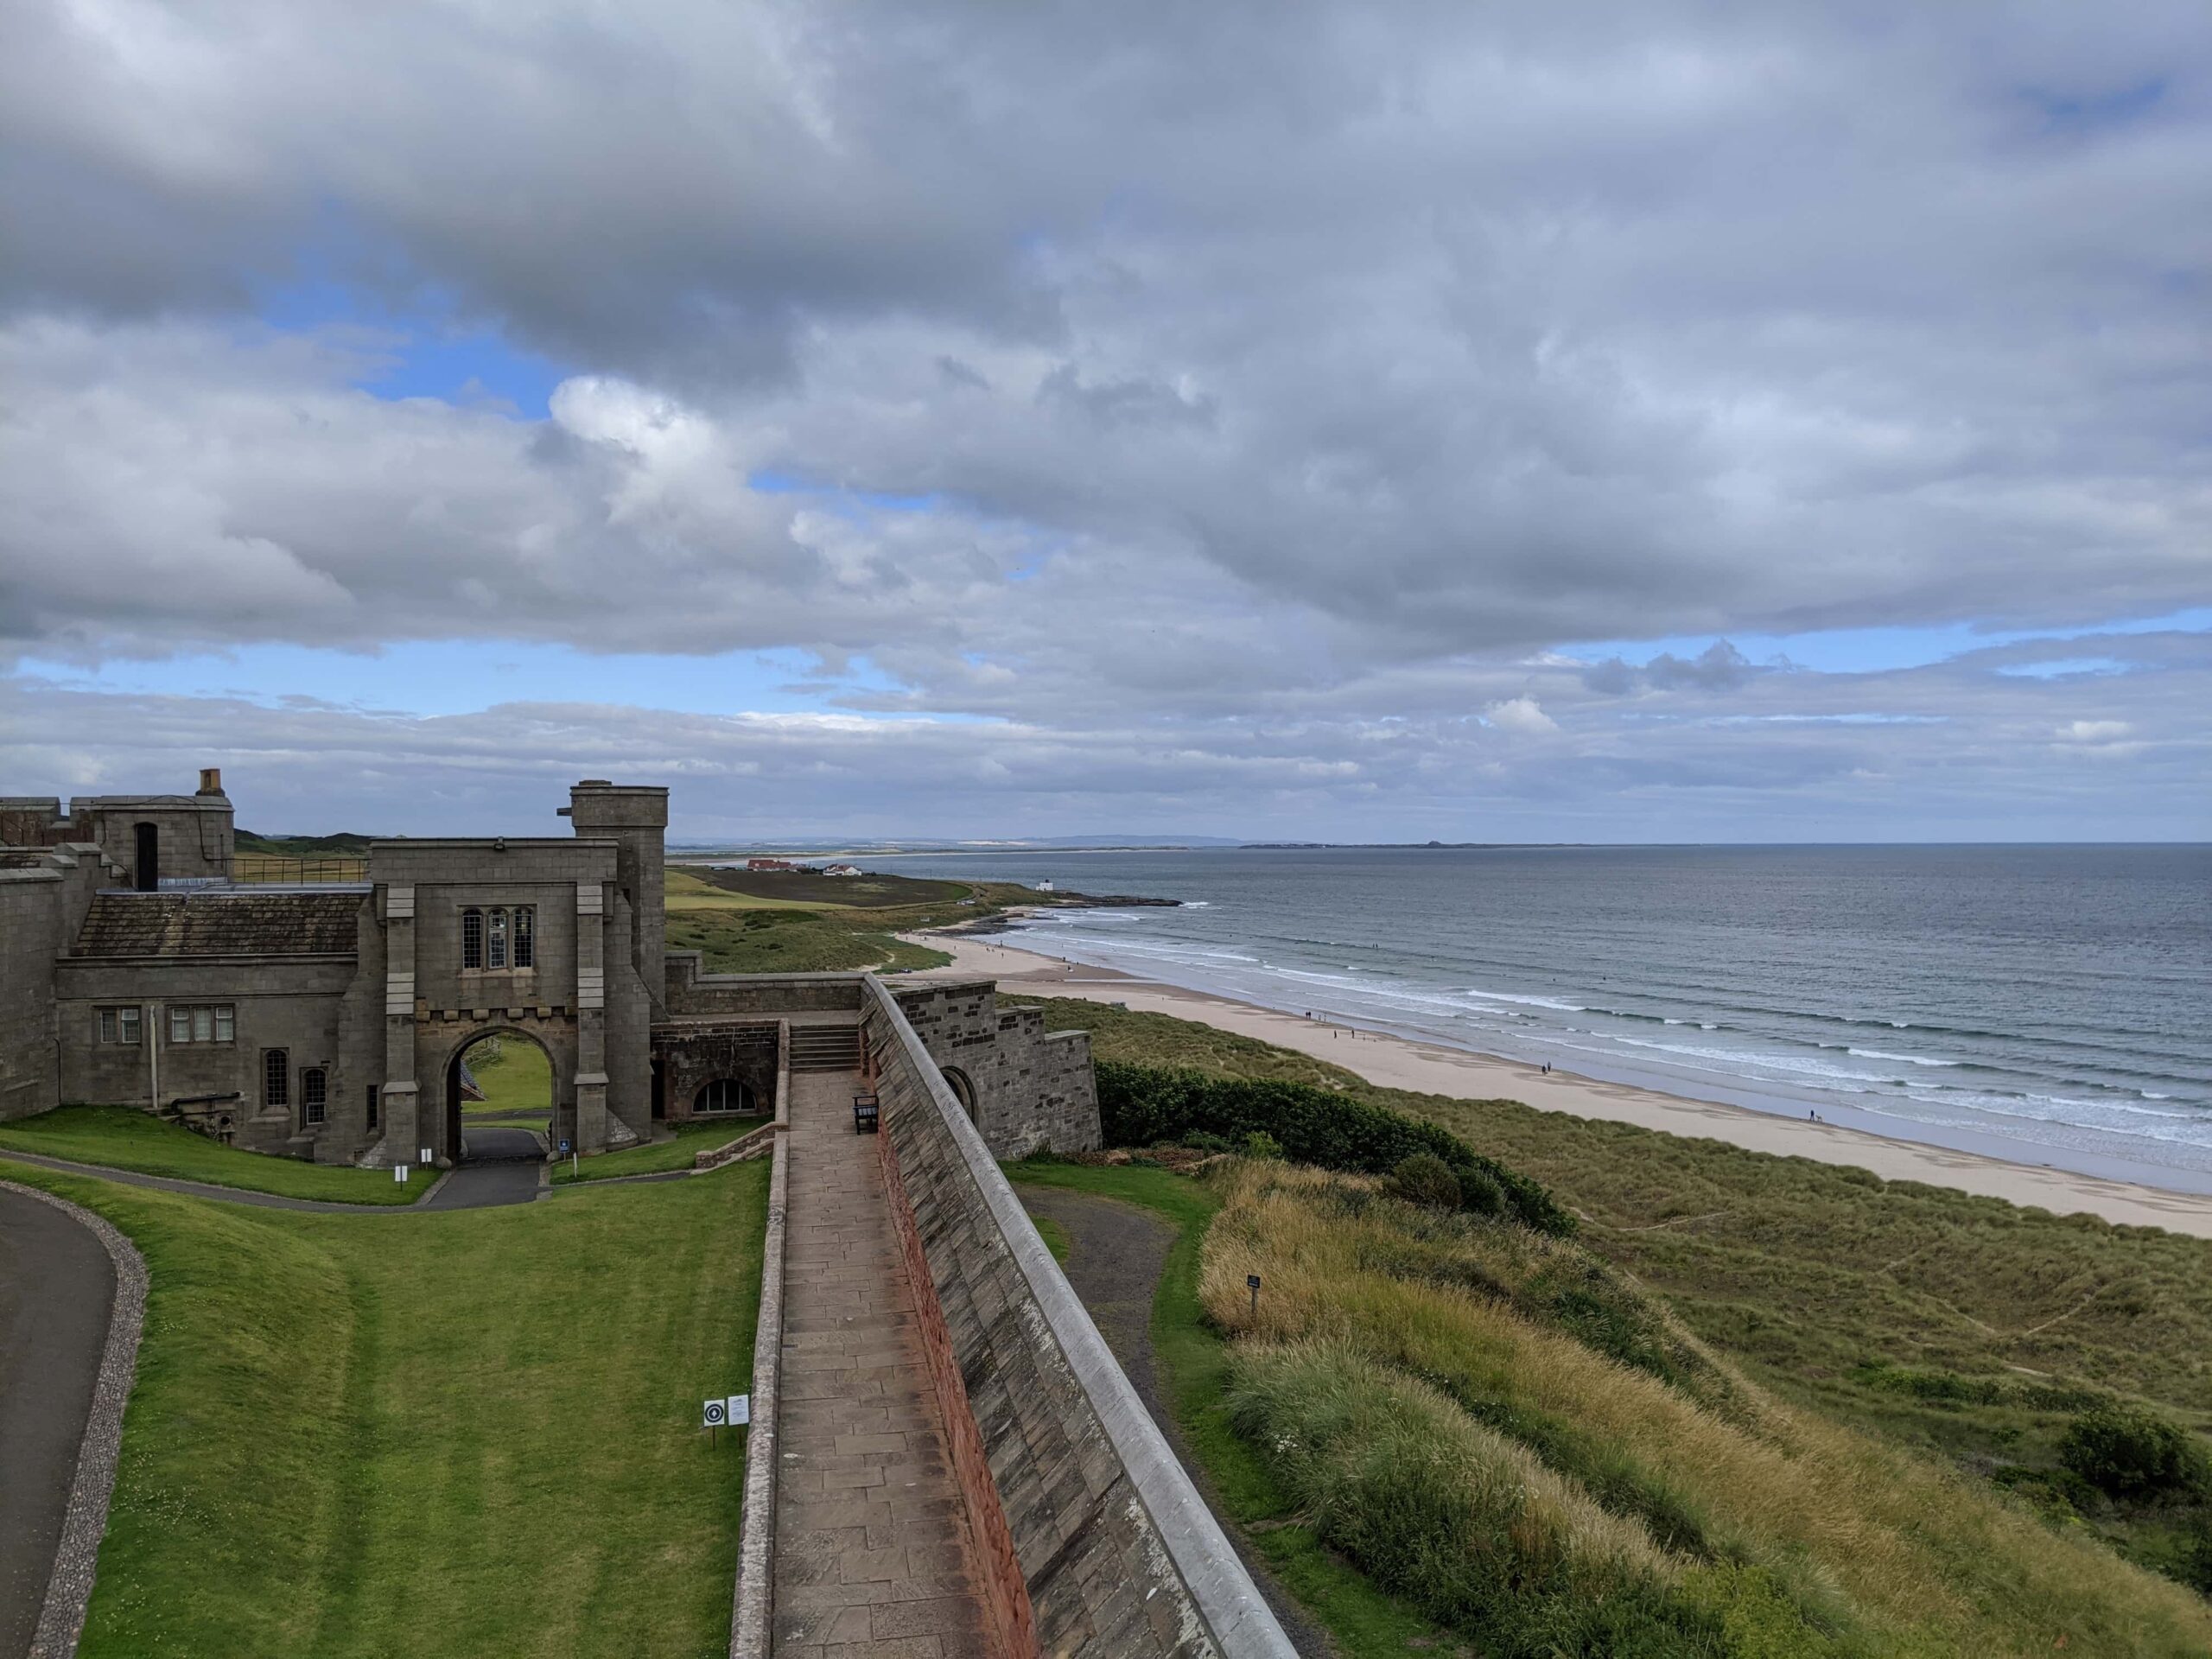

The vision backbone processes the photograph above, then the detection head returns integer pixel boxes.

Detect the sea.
[857,845,2212,1193]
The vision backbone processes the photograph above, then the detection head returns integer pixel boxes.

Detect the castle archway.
[941,1066,977,1122]
[440,1027,559,1165]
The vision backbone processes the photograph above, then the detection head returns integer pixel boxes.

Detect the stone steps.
[787,1023,861,1074]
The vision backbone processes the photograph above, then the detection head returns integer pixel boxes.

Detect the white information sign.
[394,1164,410,1183]
[727,1394,751,1427]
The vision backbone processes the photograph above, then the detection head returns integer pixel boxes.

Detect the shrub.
[1096,1058,1574,1236]
[2059,1406,2212,1502]
[1243,1130,1284,1161]
[1457,1166,1505,1218]
[2181,1518,2212,1596]
[1184,1130,1234,1154]
[1388,1153,1461,1210]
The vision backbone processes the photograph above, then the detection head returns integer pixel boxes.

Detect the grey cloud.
[5,621,2204,842]
[2,2,2209,836]
[4,0,2209,671]
[1580,642,1756,696]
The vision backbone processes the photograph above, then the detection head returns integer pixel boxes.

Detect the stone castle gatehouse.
[0,772,1098,1165]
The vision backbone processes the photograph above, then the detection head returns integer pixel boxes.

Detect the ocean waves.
[995,845,2212,1179]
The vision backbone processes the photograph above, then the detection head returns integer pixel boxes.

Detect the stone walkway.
[0,1185,114,1656]
[771,1070,994,1658]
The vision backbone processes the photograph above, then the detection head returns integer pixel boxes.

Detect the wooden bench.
[852,1092,880,1134]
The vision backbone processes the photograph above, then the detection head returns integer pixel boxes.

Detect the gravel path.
[1014,1185,1331,1658]
[0,1180,146,1659]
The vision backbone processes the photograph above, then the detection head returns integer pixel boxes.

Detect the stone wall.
[890,979,1099,1159]
[0,856,79,1120]
[664,957,865,1016]
[653,1020,779,1120]
[1,791,234,887]
[860,977,1291,1659]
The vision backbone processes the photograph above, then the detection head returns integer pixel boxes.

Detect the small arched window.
[487,907,509,969]
[694,1079,755,1114]
[301,1067,327,1127]
[461,909,484,969]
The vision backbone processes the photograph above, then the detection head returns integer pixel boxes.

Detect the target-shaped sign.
[702,1397,730,1429]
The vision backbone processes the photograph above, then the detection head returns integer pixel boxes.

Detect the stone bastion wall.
[858,976,1294,1659]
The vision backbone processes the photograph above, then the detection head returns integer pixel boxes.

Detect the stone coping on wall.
[728,1118,789,1659]
[859,976,1296,1659]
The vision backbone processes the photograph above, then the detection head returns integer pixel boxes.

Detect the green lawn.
[550,1117,765,1184]
[0,1105,435,1205]
[0,1155,770,1657]
[1008,1160,1459,1659]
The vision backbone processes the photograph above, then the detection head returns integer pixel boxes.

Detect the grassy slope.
[0,1106,435,1205]
[1009,1161,1459,1659]
[461,1040,553,1120]
[1201,1160,2212,1656]
[665,868,1063,976]
[1020,996,2212,1586]
[0,1157,769,1658]
[550,1118,762,1184]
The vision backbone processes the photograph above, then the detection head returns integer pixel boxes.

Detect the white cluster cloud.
[2,1,2208,835]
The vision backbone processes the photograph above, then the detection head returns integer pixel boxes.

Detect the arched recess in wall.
[694,1078,757,1115]
[941,1066,977,1122]
[133,822,158,892]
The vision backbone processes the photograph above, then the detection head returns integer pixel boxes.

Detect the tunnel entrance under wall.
[441,1027,557,1165]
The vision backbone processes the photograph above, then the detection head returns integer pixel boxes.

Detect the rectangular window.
[365,1084,380,1130]
[97,1006,143,1046]
[487,907,509,969]
[302,1067,327,1127]
[512,907,534,969]
[264,1048,289,1108]
[461,909,484,969]
[167,1004,234,1044]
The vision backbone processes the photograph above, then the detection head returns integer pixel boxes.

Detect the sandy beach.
[906,926,2212,1240]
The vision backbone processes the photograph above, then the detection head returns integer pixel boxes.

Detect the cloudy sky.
[3,2,2207,842]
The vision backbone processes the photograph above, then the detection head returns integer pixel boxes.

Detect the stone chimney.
[197,767,226,796]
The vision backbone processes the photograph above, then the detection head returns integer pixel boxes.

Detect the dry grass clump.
[1227,1340,1868,1656]
[1201,1161,2212,1658]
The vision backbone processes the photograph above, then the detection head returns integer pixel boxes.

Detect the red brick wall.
[877,1123,1040,1659]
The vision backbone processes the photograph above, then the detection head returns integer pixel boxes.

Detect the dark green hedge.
[1096,1059,1575,1236]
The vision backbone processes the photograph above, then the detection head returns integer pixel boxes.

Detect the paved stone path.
[423,1127,546,1210]
[0,1187,113,1659]
[772,1070,994,1658]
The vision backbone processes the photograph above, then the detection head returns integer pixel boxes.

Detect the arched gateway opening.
[442,1028,556,1165]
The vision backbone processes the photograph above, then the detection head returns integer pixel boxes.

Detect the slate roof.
[74,892,364,957]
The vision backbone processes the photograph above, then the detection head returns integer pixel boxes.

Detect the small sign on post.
[394,1164,410,1184]
[727,1394,751,1427]
[703,1395,730,1446]
[1247,1273,1262,1320]
[418,1145,434,1165]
